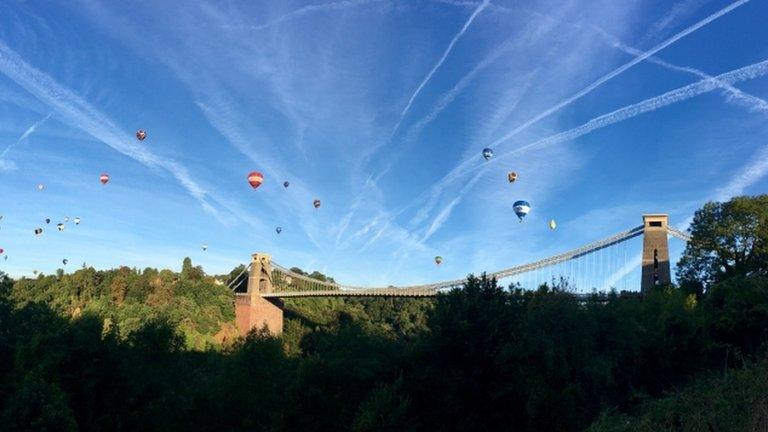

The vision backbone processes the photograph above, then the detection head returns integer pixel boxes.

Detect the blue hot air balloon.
[513,200,531,222]
[482,148,494,161]
[275,226,282,234]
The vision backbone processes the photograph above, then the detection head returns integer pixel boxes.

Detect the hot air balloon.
[549,219,557,230]
[512,200,531,222]
[0,248,4,254]
[37,184,45,191]
[275,226,282,234]
[57,223,64,231]
[64,216,70,223]
[434,256,443,266]
[74,217,81,225]
[34,228,43,236]
[136,129,147,141]
[482,148,494,161]
[100,173,110,184]
[62,259,68,265]
[313,199,321,209]
[32,270,38,275]
[0,215,3,220]
[247,171,264,189]
[507,172,518,183]
[283,181,290,188]
[201,244,208,251]
[45,218,50,224]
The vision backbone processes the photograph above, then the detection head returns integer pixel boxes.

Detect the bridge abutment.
[641,214,671,293]
[234,253,284,336]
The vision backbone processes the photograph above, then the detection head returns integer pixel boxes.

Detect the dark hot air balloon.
[434,256,443,266]
[482,148,494,161]
[283,181,290,188]
[507,172,518,183]
[100,173,110,185]
[136,130,147,141]
[513,200,531,222]
[313,199,321,209]
[275,226,282,234]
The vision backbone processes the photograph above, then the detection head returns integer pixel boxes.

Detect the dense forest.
[0,195,767,431]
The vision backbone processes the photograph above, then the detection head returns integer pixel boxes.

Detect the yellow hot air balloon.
[549,219,557,230]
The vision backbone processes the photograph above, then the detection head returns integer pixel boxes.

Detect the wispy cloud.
[0,111,51,171]
[488,0,751,148]
[390,0,490,138]
[0,40,217,216]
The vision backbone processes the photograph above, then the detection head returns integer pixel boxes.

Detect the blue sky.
[0,0,766,288]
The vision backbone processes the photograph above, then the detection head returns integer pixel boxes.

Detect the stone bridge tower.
[641,214,671,293]
[234,253,284,336]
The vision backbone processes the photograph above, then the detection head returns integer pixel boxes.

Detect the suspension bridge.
[231,214,690,335]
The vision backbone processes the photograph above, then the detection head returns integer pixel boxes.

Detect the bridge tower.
[641,214,671,293]
[234,253,284,336]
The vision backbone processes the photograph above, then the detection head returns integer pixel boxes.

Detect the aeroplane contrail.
[488,0,752,147]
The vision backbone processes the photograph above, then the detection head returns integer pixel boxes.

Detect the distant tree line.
[0,195,766,431]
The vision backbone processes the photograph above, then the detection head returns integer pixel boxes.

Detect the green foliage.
[0,197,767,430]
[7,259,233,349]
[677,195,768,291]
[588,359,768,432]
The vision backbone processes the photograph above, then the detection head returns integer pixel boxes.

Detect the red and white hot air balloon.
[99,173,110,185]
[247,171,264,189]
[136,130,147,141]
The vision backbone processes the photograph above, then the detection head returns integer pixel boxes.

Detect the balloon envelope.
[482,148,494,161]
[283,181,290,188]
[434,256,443,266]
[275,227,282,234]
[313,199,321,209]
[507,172,518,183]
[57,223,64,231]
[100,173,109,184]
[549,219,557,230]
[37,184,45,191]
[74,217,81,225]
[136,130,147,141]
[513,200,531,221]
[45,218,50,224]
[201,244,208,251]
[247,171,264,189]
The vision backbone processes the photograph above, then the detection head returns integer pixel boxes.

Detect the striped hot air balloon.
[247,171,264,189]
[434,256,443,266]
[57,223,65,231]
[507,172,518,183]
[136,130,147,141]
[513,200,531,222]
[313,199,321,209]
[100,173,110,185]
[34,228,43,236]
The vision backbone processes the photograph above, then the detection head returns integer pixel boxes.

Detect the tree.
[677,195,768,291]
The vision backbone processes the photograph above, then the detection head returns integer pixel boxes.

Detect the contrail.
[488,0,752,147]
[390,0,490,138]
[418,58,768,242]
[247,0,386,31]
[0,40,217,215]
[0,112,52,159]
[592,27,768,113]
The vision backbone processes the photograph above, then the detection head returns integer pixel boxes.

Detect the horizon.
[1,0,767,287]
